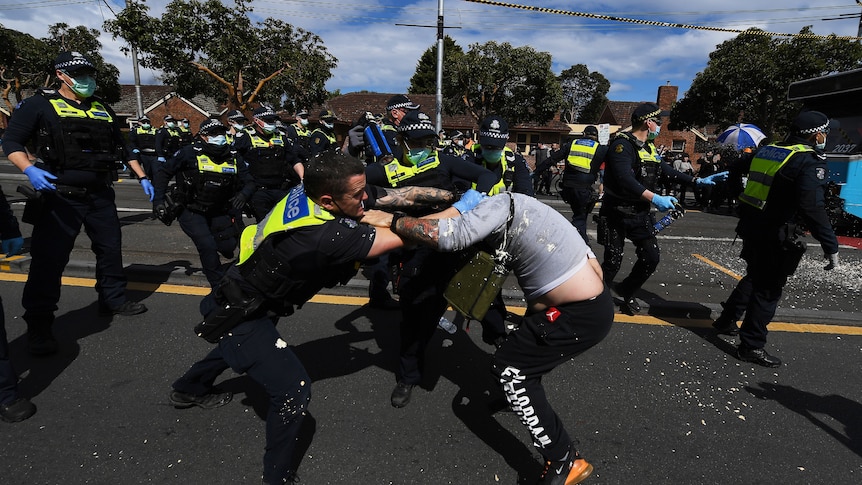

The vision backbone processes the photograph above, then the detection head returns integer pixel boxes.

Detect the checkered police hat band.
[399,121,434,133]
[255,108,278,119]
[480,130,508,140]
[798,123,829,135]
[635,108,662,123]
[56,58,94,71]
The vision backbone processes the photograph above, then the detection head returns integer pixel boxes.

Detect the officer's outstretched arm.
[366,227,406,259]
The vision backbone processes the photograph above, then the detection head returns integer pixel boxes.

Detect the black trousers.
[0,296,19,405]
[598,205,660,298]
[173,307,310,484]
[561,185,597,243]
[23,186,127,324]
[716,239,789,349]
[138,153,160,180]
[492,287,613,461]
[177,208,242,287]
[250,187,289,222]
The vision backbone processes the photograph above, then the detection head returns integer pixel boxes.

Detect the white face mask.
[299,119,309,127]
[207,135,227,146]
[322,121,334,129]
[816,136,827,150]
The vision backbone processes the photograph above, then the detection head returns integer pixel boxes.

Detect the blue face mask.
[207,135,227,146]
[141,124,151,130]
[647,124,660,140]
[261,122,278,134]
[407,148,432,165]
[232,123,245,131]
[816,136,827,150]
[482,148,503,162]
[64,72,97,98]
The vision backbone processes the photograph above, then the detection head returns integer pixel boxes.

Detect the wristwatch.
[390,211,406,232]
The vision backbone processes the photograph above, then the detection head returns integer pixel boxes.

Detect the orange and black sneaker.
[538,451,593,485]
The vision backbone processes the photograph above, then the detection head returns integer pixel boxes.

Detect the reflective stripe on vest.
[383,151,441,187]
[238,185,334,264]
[197,153,237,174]
[48,98,113,122]
[250,134,285,148]
[566,138,598,173]
[470,146,515,196]
[739,144,812,210]
[313,128,336,144]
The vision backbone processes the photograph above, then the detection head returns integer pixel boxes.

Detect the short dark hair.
[304,151,366,201]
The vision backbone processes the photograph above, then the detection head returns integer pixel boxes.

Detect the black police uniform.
[365,129,497,398]
[309,125,337,156]
[535,136,608,242]
[178,120,195,147]
[598,133,696,309]
[233,128,301,221]
[128,121,159,179]
[713,133,838,360]
[0,186,26,410]
[172,184,378,484]
[284,122,311,162]
[155,121,182,161]
[152,139,255,287]
[2,87,146,353]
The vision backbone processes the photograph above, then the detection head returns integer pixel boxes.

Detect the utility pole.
[127,0,144,118]
[435,0,444,133]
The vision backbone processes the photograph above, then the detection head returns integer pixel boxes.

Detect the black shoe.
[100,301,148,316]
[169,390,233,409]
[737,347,782,368]
[390,382,414,408]
[27,332,58,356]
[538,450,593,485]
[368,297,400,310]
[712,318,739,336]
[0,398,37,423]
[619,296,641,316]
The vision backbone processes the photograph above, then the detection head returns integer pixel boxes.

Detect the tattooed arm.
[368,185,455,212]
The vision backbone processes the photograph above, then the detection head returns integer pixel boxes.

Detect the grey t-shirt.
[438,193,591,301]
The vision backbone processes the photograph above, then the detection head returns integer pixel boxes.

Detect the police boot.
[24,315,58,356]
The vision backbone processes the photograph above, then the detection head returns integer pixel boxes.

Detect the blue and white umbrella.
[716,123,766,150]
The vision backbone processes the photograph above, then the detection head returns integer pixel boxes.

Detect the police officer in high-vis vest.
[169,151,451,484]
[178,117,194,147]
[284,109,311,162]
[2,51,152,356]
[309,109,338,156]
[365,110,497,408]
[711,111,839,367]
[234,106,304,221]
[152,118,255,287]
[128,115,159,179]
[598,103,726,316]
[535,125,607,242]
[155,114,182,163]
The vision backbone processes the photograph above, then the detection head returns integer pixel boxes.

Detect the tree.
[104,0,337,113]
[557,64,609,124]
[409,35,464,95]
[444,41,562,124]
[1,23,121,112]
[671,27,862,138]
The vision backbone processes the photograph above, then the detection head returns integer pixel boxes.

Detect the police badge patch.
[615,144,624,153]
[815,167,826,180]
[339,217,359,228]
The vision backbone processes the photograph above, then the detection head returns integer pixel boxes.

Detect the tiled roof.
[114,85,222,117]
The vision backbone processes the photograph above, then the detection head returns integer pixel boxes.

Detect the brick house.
[113,85,222,131]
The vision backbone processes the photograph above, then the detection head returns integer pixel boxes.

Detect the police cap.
[631,102,669,124]
[319,109,336,121]
[386,94,420,112]
[227,110,247,122]
[397,111,436,140]
[199,118,227,135]
[54,51,96,74]
[792,110,839,136]
[478,115,509,148]
[139,115,150,123]
[583,125,599,137]
[296,109,309,118]
[253,106,279,122]
[164,115,175,122]
[449,130,465,140]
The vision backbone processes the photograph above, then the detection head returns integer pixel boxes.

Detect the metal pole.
[435,0,444,133]
[127,0,144,118]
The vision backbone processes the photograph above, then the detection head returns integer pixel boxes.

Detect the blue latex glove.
[157,156,167,163]
[140,179,155,202]
[24,165,57,191]
[132,148,140,154]
[453,189,488,214]
[696,171,729,186]
[2,237,24,256]
[651,194,678,212]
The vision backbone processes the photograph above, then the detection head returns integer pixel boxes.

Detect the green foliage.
[104,0,337,111]
[671,27,862,139]
[409,36,463,95]
[444,41,562,124]
[558,64,609,124]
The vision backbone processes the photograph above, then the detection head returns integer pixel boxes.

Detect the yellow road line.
[693,253,742,280]
[0,273,858,336]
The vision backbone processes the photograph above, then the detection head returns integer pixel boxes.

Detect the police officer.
[468,115,534,346]
[234,106,304,221]
[2,51,151,355]
[152,118,255,287]
[535,125,607,242]
[128,115,159,179]
[284,109,311,162]
[169,151,452,484]
[441,130,470,161]
[598,103,726,315]
[711,111,840,367]
[226,109,253,143]
[155,114,182,163]
[0,185,36,422]
[178,117,195,147]
[309,109,338,155]
[365,109,497,407]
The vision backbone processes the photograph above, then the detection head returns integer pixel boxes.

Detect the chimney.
[657,83,678,111]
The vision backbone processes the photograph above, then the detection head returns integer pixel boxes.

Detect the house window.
[515,133,540,154]
[672,139,686,152]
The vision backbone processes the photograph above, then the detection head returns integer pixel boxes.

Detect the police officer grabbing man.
[152,118,255,287]
[2,51,151,356]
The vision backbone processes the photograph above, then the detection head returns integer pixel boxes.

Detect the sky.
[1,0,861,104]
